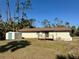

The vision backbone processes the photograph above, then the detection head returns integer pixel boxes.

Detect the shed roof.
[19,27,71,32]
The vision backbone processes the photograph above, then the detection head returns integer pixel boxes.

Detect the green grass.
[0,38,79,59]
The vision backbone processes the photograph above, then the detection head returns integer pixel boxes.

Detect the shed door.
[8,32,12,39]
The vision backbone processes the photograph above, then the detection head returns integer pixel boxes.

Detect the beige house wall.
[49,32,72,41]
[22,32,38,38]
[22,32,72,41]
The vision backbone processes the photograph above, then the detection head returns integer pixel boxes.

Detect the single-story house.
[19,27,72,41]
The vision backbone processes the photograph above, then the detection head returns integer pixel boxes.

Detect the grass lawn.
[0,38,79,59]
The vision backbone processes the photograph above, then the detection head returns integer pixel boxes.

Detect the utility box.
[6,32,22,40]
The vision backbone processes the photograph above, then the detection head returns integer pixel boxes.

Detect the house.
[19,27,72,41]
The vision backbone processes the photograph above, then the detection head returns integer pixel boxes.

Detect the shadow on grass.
[0,40,31,53]
[38,38,54,41]
[56,54,79,59]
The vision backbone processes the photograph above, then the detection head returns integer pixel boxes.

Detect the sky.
[1,0,79,27]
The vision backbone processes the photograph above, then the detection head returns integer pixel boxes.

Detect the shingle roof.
[19,27,71,32]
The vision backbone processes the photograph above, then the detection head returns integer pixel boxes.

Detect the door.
[8,32,12,39]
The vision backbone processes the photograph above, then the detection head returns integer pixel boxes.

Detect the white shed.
[6,32,22,40]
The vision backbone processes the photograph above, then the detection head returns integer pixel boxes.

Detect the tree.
[6,0,12,21]
[20,0,31,19]
[75,26,79,36]
[18,18,35,29]
[54,17,63,27]
[15,0,20,21]
[52,24,55,27]
[0,0,33,32]
[14,0,31,31]
[0,3,3,29]
[71,26,76,36]
[0,20,4,29]
[29,18,36,28]
[14,0,21,31]
[0,0,2,21]
[77,26,79,32]
[42,19,51,28]
[65,22,70,28]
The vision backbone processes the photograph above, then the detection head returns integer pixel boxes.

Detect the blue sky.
[1,0,79,27]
